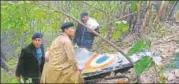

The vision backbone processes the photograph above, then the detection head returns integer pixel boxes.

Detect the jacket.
[40,33,84,83]
[73,23,99,49]
[16,43,45,78]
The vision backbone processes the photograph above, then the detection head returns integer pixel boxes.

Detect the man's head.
[61,22,75,37]
[81,12,89,23]
[32,32,43,48]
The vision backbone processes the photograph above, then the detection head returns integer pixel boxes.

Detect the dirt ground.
[138,21,179,83]
[94,20,179,83]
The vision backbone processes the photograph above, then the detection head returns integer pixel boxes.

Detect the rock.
[104,75,110,78]
[128,68,136,74]
[116,72,122,76]
[139,74,155,83]
[165,72,176,82]
[98,75,129,83]
[139,66,158,83]
[116,79,128,83]
[125,68,138,83]
[175,49,179,53]
[152,53,163,65]
[109,71,115,77]
[174,69,179,78]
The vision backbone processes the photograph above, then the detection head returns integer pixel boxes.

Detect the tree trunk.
[168,1,177,19]
[140,1,152,35]
[107,14,113,40]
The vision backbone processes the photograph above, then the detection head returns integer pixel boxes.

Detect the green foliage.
[127,39,153,76]
[1,1,158,82]
[110,1,120,13]
[1,71,19,83]
[130,1,137,12]
[134,56,153,75]
[112,20,129,40]
[20,78,32,83]
[1,58,18,83]
[100,27,108,36]
[127,39,151,56]
[2,1,124,49]
[154,24,168,37]
[7,59,17,66]
[1,2,63,56]
[9,78,20,83]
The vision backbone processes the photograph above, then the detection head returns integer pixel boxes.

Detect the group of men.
[14,12,100,83]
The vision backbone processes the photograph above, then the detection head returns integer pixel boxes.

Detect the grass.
[1,59,19,83]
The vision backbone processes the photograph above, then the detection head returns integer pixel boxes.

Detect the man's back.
[40,22,84,83]
[41,33,82,83]
[48,33,75,69]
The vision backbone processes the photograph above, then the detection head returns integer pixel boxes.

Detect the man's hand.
[45,50,49,62]
[87,28,93,33]
[79,68,83,73]
[94,27,100,34]
[77,65,84,73]
[74,44,79,48]
[8,70,14,75]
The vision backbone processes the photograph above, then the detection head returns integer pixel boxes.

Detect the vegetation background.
[1,1,179,83]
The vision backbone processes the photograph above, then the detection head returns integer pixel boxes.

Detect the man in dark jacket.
[16,32,45,84]
[73,12,100,49]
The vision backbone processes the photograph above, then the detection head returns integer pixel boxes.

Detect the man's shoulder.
[22,43,32,52]
[59,35,72,45]
[88,17,97,22]
[88,17,99,24]
[52,34,70,44]
[61,36,71,43]
[40,44,44,49]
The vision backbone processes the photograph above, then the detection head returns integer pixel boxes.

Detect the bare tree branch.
[168,1,178,19]
[99,12,137,28]
[82,1,108,14]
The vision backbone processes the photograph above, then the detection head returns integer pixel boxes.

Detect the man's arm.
[44,48,49,62]
[87,26,100,37]
[86,17,100,34]
[64,42,78,71]
[1,59,10,72]
[1,51,10,72]
[93,26,100,36]
[15,49,25,77]
[40,44,45,73]
[1,51,7,61]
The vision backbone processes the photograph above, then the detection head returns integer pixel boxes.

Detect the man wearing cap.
[15,33,45,84]
[73,12,100,49]
[40,22,84,83]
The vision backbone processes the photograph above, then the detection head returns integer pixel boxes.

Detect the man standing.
[15,33,45,84]
[40,22,84,83]
[73,12,100,49]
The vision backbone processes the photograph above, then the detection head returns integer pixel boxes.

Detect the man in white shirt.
[73,12,100,49]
